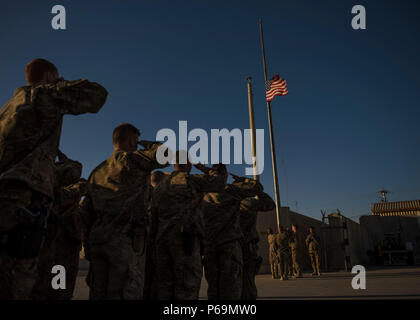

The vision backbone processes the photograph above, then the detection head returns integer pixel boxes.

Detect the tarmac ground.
[73,261,420,300]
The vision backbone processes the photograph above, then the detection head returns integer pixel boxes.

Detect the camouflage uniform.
[31,155,85,300]
[267,233,278,279]
[150,169,224,300]
[286,229,294,277]
[289,230,303,277]
[80,142,166,300]
[143,237,157,300]
[306,232,321,276]
[239,192,275,300]
[275,230,290,280]
[0,79,107,299]
[201,178,263,300]
[143,173,168,300]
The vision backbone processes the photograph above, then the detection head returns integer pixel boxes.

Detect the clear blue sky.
[1,0,419,221]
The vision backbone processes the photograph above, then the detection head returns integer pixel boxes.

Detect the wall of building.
[325,214,370,271]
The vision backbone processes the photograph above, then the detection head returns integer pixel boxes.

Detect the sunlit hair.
[25,58,58,85]
[112,123,140,146]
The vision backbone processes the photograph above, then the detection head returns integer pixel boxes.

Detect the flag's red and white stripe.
[265,75,288,102]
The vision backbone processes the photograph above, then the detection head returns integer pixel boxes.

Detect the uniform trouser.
[0,198,41,300]
[288,252,294,276]
[241,240,258,300]
[30,238,54,299]
[203,240,242,300]
[309,250,320,274]
[269,249,278,278]
[143,241,157,300]
[156,236,202,300]
[291,248,302,276]
[89,231,146,300]
[270,262,278,278]
[0,253,38,299]
[31,230,81,300]
[48,241,81,300]
[277,250,289,278]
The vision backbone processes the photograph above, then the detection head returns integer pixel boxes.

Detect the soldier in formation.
[0,58,107,299]
[267,223,324,280]
[149,151,225,300]
[267,228,278,279]
[80,123,167,299]
[200,165,262,300]
[31,151,86,299]
[1,59,281,300]
[286,227,294,278]
[275,225,291,280]
[289,224,303,278]
[305,226,321,276]
[239,192,275,299]
[143,171,168,300]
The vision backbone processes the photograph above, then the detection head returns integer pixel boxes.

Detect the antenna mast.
[378,189,389,203]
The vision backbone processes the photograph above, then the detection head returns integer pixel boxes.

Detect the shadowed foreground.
[73,261,420,300]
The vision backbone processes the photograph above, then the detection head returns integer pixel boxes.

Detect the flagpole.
[246,76,259,181]
[259,18,282,229]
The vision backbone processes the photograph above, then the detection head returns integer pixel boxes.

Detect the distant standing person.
[286,227,294,278]
[305,227,321,276]
[275,225,290,280]
[267,228,277,279]
[289,224,303,278]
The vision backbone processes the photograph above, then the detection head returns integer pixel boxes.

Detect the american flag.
[265,74,288,102]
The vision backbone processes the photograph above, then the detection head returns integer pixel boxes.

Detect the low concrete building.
[322,213,370,271]
[359,215,420,265]
[371,200,420,217]
[256,207,420,274]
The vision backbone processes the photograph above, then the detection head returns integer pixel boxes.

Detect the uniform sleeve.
[229,178,263,200]
[79,193,96,258]
[305,234,311,246]
[189,169,225,193]
[58,185,82,208]
[42,79,108,115]
[55,158,83,186]
[129,142,169,172]
[274,234,280,247]
[254,192,275,212]
[55,185,83,240]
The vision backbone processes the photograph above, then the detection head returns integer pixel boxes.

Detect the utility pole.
[259,18,282,228]
[246,77,259,181]
[378,189,389,203]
